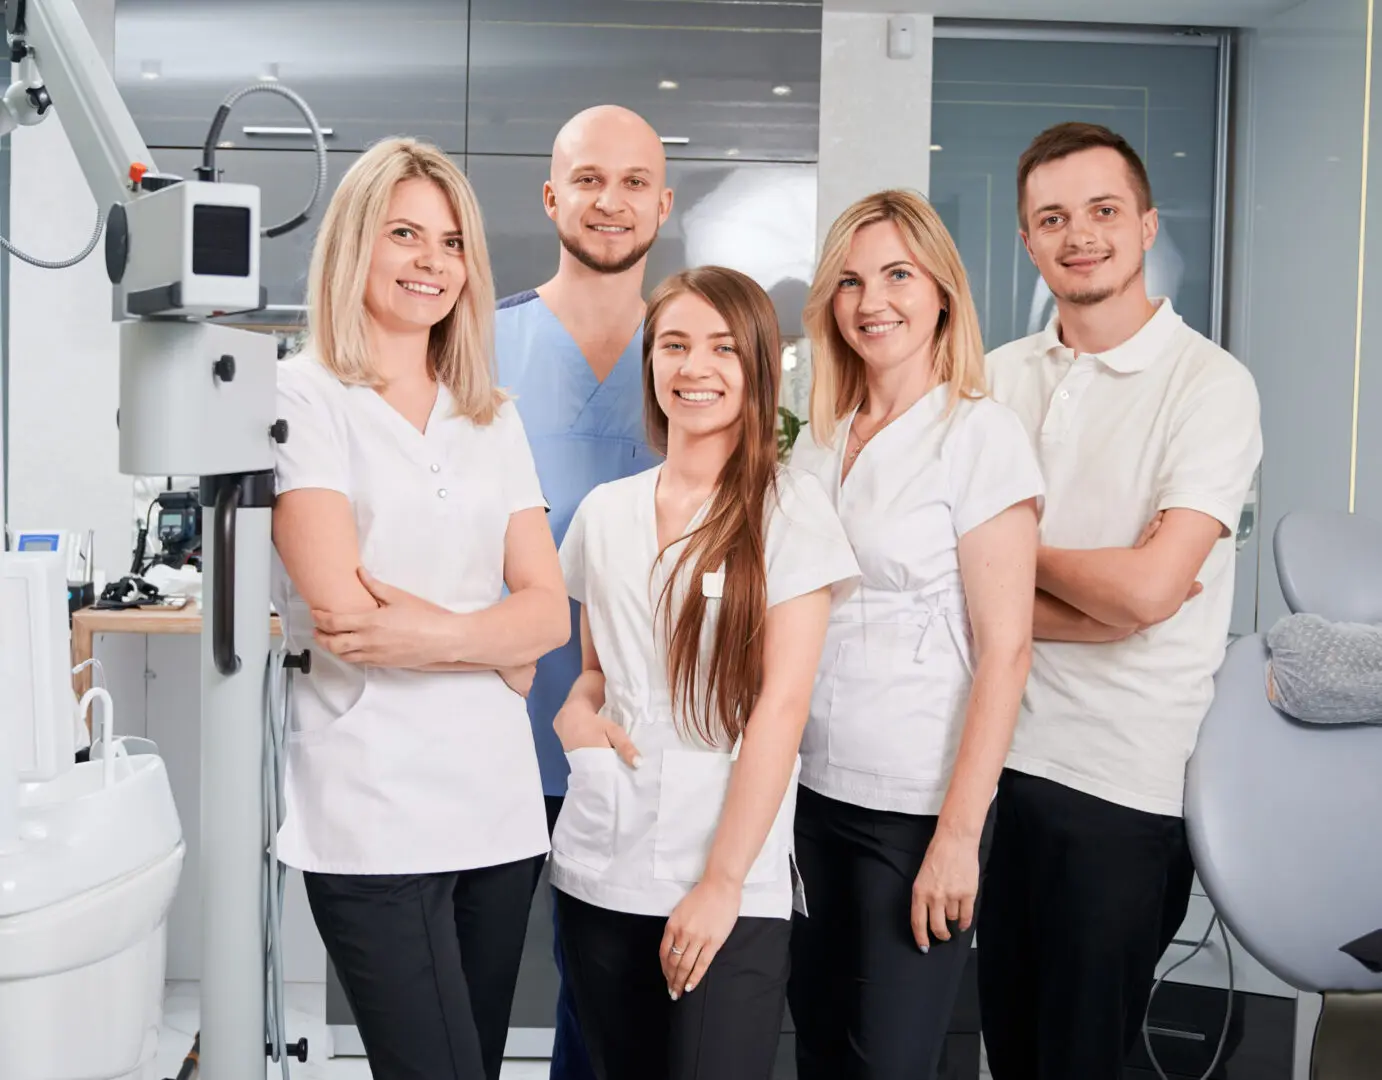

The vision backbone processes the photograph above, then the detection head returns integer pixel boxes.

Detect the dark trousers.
[303,857,544,1080]
[976,769,1196,1080]
[546,795,597,1080]
[556,891,792,1080]
[787,786,994,1080]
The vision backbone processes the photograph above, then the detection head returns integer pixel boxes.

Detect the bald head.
[544,105,673,276]
[551,105,667,186]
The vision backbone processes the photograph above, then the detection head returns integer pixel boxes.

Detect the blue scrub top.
[495,290,660,796]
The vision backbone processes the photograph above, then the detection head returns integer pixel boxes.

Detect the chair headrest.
[1273,511,1382,623]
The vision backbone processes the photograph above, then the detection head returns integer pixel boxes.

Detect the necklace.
[846,420,874,462]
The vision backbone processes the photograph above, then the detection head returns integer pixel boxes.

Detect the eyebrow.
[839,259,917,276]
[568,164,654,177]
[387,217,462,237]
[1031,193,1127,218]
[655,328,735,340]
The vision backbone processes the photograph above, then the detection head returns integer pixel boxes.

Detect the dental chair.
[1185,511,1382,1080]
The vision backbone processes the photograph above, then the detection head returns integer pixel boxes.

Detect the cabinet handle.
[659,136,689,145]
[1145,1024,1207,1043]
[243,126,335,137]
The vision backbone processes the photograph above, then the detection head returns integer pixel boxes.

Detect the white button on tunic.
[790,387,1045,816]
[551,466,860,920]
[269,352,551,875]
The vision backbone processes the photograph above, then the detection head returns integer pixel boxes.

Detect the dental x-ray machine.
[2,1,320,1075]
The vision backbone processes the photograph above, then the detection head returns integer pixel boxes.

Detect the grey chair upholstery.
[1185,511,1382,997]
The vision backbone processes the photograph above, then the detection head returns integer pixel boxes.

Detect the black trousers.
[787,786,994,1080]
[976,769,1195,1080]
[303,856,545,1080]
[555,891,791,1080]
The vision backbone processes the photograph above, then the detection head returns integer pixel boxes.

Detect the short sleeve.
[273,358,350,497]
[948,399,1046,537]
[496,401,549,515]
[558,492,591,606]
[764,469,861,609]
[1156,363,1263,532]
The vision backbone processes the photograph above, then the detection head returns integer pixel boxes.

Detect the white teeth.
[676,390,721,402]
[400,281,442,296]
[591,225,629,233]
[861,322,902,335]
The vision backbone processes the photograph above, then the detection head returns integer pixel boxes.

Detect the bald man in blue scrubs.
[495,104,673,1080]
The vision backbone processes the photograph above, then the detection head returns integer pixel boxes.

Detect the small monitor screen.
[17,535,59,552]
[192,204,252,278]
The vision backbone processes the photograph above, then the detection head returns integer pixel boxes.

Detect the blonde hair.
[305,136,502,424]
[805,189,986,443]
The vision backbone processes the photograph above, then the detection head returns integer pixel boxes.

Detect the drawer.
[1158,893,1298,998]
[1128,982,1295,1079]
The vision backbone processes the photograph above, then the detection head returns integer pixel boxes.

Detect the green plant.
[777,405,803,463]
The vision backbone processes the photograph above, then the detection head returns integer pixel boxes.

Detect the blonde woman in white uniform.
[270,138,570,1080]
[549,266,859,1080]
[787,190,1044,1080]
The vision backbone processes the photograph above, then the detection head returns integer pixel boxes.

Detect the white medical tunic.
[790,387,1045,816]
[269,351,551,875]
[551,465,860,920]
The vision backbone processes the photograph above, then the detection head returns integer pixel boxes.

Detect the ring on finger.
[669,944,685,956]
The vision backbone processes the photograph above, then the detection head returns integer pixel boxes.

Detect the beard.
[557,222,658,275]
[1056,256,1145,307]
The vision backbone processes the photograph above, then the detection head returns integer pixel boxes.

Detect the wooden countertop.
[70,605,282,698]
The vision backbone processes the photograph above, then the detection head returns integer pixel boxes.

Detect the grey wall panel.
[1349,11,1382,526]
[467,0,822,161]
[465,154,818,337]
[115,0,469,153]
[1226,0,1372,630]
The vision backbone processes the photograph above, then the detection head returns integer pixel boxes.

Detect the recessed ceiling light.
[726,148,740,157]
[659,79,678,90]
[140,59,161,80]
[930,144,943,152]
[772,85,792,97]
[1173,150,1187,158]
[259,63,280,83]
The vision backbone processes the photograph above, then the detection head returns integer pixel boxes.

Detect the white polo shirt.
[550,465,860,920]
[986,299,1263,817]
[269,351,551,875]
[790,388,1045,816]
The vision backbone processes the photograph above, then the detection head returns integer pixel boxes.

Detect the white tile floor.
[154,982,550,1079]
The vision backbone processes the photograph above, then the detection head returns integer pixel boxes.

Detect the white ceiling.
[822,0,1307,29]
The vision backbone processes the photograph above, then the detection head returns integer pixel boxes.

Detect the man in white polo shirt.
[978,121,1263,1078]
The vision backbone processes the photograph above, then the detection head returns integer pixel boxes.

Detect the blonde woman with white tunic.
[270,138,569,1080]
[549,266,859,1080]
[787,190,1044,1080]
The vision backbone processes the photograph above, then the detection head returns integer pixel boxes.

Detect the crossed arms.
[1033,508,1227,643]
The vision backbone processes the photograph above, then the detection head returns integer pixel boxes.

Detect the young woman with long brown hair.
[547,266,859,1080]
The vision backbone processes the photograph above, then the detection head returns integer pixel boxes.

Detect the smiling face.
[650,291,746,443]
[363,176,466,334]
[545,106,673,275]
[1020,146,1158,307]
[831,219,947,382]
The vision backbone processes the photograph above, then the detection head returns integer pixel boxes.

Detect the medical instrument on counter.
[6,526,97,614]
[1,0,328,1075]
[132,488,203,573]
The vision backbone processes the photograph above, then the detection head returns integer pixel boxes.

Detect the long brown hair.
[643,267,782,748]
[805,189,986,443]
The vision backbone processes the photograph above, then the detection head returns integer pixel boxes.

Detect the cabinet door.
[467,0,822,161]
[115,0,469,153]
[465,154,818,338]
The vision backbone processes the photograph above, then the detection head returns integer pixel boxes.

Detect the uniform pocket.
[652,749,785,885]
[551,748,619,873]
[824,619,972,782]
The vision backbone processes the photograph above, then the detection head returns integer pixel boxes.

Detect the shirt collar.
[1039,297,1182,373]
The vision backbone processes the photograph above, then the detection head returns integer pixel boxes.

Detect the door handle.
[1145,1024,1207,1043]
[243,126,334,137]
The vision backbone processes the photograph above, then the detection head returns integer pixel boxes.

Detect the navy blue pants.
[546,795,596,1080]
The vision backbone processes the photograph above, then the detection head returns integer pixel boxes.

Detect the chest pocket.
[820,596,973,783]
